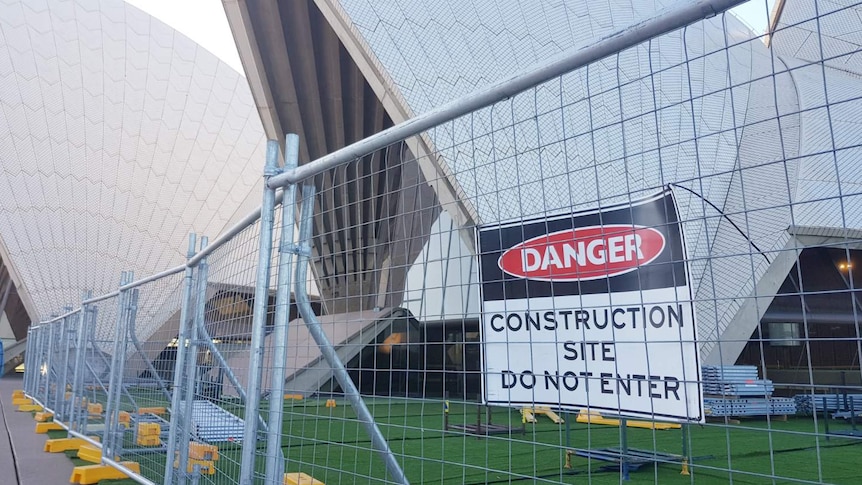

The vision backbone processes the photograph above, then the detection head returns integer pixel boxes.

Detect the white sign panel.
[477,191,703,422]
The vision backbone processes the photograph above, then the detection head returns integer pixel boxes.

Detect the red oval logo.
[497,225,666,281]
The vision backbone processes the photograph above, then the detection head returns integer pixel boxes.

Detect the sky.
[731,0,778,33]
[125,0,244,72]
[126,0,777,78]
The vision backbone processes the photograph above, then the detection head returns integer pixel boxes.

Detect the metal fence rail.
[17,0,862,484]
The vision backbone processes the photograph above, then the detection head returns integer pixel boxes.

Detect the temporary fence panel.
[100,270,188,482]
[252,1,862,484]
[86,289,123,450]
[19,0,862,484]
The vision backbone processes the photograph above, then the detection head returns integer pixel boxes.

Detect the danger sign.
[477,190,703,422]
[498,225,666,281]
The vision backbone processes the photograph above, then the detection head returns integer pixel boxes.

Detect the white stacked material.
[702,366,790,417]
[702,366,774,397]
[705,397,797,417]
[795,394,862,415]
[181,400,245,443]
[702,365,759,381]
[704,380,775,396]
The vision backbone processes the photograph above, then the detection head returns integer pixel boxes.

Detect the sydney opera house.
[1,0,861,396]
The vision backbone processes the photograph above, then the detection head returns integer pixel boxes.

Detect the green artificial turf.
[51,396,862,484]
[264,399,862,484]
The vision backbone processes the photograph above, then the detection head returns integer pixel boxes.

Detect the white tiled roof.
[0,0,266,319]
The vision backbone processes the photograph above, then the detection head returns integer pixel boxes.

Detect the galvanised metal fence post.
[30,325,42,398]
[178,236,209,485]
[34,325,45,400]
[25,326,31,394]
[42,323,51,405]
[30,326,38,396]
[40,323,49,407]
[104,271,132,459]
[24,327,34,395]
[37,325,46,399]
[26,328,31,394]
[239,139,281,485]
[47,317,58,410]
[294,183,410,484]
[67,319,81,432]
[42,319,56,410]
[21,329,28,392]
[56,309,76,422]
[164,233,198,485]
[56,314,68,420]
[68,291,92,433]
[52,309,72,413]
[80,303,99,434]
[114,279,135,458]
[51,317,60,412]
[264,133,300,484]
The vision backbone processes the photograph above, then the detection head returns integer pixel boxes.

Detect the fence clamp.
[283,242,311,257]
[264,164,283,178]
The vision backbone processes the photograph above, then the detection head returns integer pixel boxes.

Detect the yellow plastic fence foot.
[325,399,336,408]
[189,443,219,461]
[530,406,564,424]
[135,422,161,446]
[35,422,64,433]
[44,437,99,453]
[76,445,105,464]
[137,422,160,435]
[34,411,53,422]
[137,406,166,415]
[680,458,690,476]
[17,404,42,412]
[12,397,32,406]
[70,462,140,485]
[12,390,25,399]
[173,458,217,475]
[118,410,131,428]
[284,472,326,485]
[136,435,162,446]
